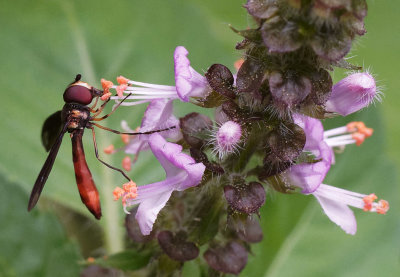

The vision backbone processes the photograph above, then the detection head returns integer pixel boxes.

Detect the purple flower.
[114,133,205,235]
[121,99,182,159]
[105,46,210,105]
[286,115,387,234]
[325,72,378,116]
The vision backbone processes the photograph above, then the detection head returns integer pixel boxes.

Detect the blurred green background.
[0,0,398,276]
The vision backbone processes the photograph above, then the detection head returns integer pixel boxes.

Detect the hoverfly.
[28,74,171,219]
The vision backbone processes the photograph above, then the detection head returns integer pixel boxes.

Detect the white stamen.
[324,126,348,138]
[127,80,176,90]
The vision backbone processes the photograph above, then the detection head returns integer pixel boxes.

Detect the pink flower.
[287,115,388,234]
[107,46,210,106]
[114,133,205,235]
[325,72,378,116]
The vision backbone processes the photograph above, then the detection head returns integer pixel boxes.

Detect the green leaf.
[0,173,81,277]
[91,250,151,271]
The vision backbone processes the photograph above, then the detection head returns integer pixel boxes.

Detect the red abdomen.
[71,129,102,219]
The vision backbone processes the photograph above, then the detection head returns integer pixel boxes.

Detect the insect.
[28,74,171,219]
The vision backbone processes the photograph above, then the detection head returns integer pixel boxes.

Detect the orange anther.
[113,187,125,201]
[116,84,128,98]
[123,180,137,193]
[376,200,389,214]
[122,191,138,204]
[352,132,365,146]
[101,79,114,93]
[363,193,378,204]
[117,75,129,85]
[234,59,244,71]
[121,134,130,144]
[122,156,132,171]
[103,144,115,154]
[360,127,373,138]
[363,193,377,211]
[346,122,365,132]
[100,92,112,101]
[87,257,95,263]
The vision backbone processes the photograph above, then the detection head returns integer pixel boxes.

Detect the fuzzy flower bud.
[325,72,377,116]
[211,120,242,159]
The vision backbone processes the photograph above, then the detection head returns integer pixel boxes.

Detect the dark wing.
[41,110,63,152]
[28,122,68,211]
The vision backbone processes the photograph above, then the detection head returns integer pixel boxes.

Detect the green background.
[0,0,398,276]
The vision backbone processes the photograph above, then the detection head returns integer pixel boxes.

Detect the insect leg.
[89,96,99,112]
[89,126,131,181]
[91,93,133,122]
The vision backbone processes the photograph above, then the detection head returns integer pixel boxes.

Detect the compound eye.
[63,84,93,105]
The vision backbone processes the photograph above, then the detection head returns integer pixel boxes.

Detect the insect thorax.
[62,103,91,131]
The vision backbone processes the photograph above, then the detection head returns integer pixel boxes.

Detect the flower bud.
[325,72,377,116]
[224,182,266,214]
[236,58,265,94]
[157,230,199,262]
[180,112,213,148]
[212,121,242,159]
[204,241,248,275]
[205,64,236,99]
[269,70,312,109]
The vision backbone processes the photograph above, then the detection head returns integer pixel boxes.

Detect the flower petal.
[313,190,357,235]
[148,133,205,189]
[174,46,209,102]
[135,190,173,235]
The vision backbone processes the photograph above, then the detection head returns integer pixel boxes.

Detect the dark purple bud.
[205,64,236,99]
[261,17,302,53]
[308,69,333,105]
[157,231,199,262]
[224,182,266,214]
[236,58,265,94]
[269,71,312,108]
[204,242,248,275]
[245,0,279,19]
[266,122,306,162]
[125,207,155,243]
[180,112,213,148]
[229,214,263,243]
[310,31,352,61]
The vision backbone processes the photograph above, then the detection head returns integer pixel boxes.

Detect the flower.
[114,133,205,235]
[325,72,378,116]
[121,98,182,161]
[287,115,387,234]
[104,46,210,106]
